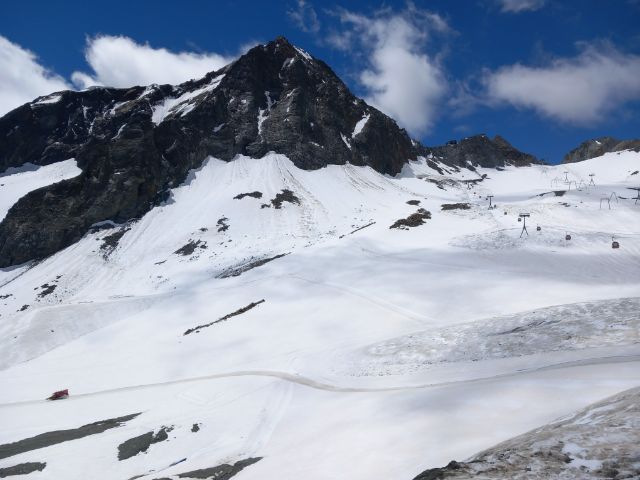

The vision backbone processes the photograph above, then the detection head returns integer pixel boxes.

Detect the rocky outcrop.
[0,413,140,461]
[562,137,640,164]
[410,387,640,479]
[117,427,172,461]
[0,462,46,477]
[421,134,541,168]
[0,37,417,267]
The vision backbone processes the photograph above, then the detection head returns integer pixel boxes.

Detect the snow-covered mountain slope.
[0,149,638,479]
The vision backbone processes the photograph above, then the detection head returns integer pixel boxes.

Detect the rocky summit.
[0,37,544,268]
[0,37,419,267]
[421,134,541,170]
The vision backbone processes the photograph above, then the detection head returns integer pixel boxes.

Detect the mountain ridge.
[0,37,541,267]
[562,136,640,164]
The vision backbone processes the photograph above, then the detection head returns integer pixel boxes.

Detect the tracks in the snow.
[1,354,638,409]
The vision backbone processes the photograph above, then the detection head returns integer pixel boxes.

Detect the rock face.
[0,37,418,267]
[421,134,541,169]
[410,387,640,479]
[562,137,640,164]
[0,37,540,267]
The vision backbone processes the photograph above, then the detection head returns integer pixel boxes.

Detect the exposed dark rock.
[191,423,200,432]
[0,462,46,477]
[37,283,57,297]
[184,299,265,335]
[217,253,288,278]
[421,134,541,169]
[217,217,229,232]
[18,305,29,312]
[406,199,421,205]
[0,413,140,460]
[562,137,640,164]
[426,159,445,174]
[174,240,207,256]
[0,294,12,299]
[390,209,431,229]
[0,37,418,267]
[176,457,262,479]
[99,227,130,258]
[264,189,300,209]
[118,426,172,461]
[234,191,263,200]
[412,461,461,480]
[441,203,470,211]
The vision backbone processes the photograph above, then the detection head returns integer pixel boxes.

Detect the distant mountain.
[562,137,640,164]
[0,37,539,267]
[420,134,541,170]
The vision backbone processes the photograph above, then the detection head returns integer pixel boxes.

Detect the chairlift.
[612,236,620,249]
[518,217,522,222]
[565,233,572,241]
[536,226,541,231]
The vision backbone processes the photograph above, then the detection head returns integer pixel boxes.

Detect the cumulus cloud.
[71,35,232,89]
[484,43,640,124]
[330,6,450,135]
[288,0,320,34]
[0,35,70,116]
[496,0,546,13]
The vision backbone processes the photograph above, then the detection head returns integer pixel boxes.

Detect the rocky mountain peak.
[0,37,417,267]
[421,134,541,169]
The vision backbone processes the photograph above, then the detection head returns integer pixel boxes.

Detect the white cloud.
[0,36,70,116]
[484,43,640,124]
[497,0,546,13]
[288,0,320,34]
[331,6,449,135]
[71,35,232,89]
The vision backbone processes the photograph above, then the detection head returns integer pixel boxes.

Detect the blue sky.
[1,0,639,163]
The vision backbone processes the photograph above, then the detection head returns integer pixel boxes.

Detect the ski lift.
[612,236,620,249]
[518,217,522,222]
[519,213,530,237]
[536,225,541,231]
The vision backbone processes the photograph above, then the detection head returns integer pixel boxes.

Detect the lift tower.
[519,213,530,238]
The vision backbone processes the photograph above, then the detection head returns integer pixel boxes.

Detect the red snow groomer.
[47,389,69,400]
